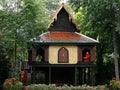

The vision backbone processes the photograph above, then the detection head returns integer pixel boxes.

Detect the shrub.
[23,84,107,90]
[3,77,23,90]
[109,79,120,90]
[34,72,45,84]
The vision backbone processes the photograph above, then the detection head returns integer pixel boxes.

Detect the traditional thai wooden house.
[28,3,98,85]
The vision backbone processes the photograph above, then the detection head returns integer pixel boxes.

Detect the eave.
[29,40,98,46]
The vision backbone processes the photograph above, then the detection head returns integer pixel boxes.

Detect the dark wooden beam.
[30,62,94,68]
[91,67,95,85]
[49,67,51,84]
[31,67,35,84]
[74,67,77,85]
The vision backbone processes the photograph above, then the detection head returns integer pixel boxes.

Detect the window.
[82,48,91,62]
[58,47,69,63]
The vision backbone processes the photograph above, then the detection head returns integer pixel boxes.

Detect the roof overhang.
[29,39,98,46]
[29,31,98,46]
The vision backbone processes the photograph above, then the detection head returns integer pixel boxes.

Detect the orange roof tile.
[36,32,98,44]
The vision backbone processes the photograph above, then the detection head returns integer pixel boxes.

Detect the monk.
[21,70,27,83]
[83,52,91,62]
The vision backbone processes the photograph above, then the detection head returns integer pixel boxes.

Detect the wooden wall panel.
[78,47,82,62]
[32,48,37,61]
[90,47,96,62]
[45,47,49,62]
[28,50,32,63]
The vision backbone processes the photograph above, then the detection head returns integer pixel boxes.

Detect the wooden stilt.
[74,67,77,85]
[49,67,51,84]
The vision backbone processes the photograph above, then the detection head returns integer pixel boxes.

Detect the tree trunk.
[0,32,1,44]
[113,30,119,81]
[111,8,119,81]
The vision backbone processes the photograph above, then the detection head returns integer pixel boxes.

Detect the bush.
[34,72,45,84]
[23,84,107,90]
[109,79,120,90]
[3,77,23,90]
[3,80,108,90]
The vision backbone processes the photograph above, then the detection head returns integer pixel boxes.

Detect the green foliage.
[34,72,45,84]
[75,10,84,25]
[0,0,64,80]
[69,0,120,38]
[0,0,49,61]
[0,44,11,85]
[45,0,60,18]
[0,0,50,78]
[69,0,120,84]
[23,84,107,90]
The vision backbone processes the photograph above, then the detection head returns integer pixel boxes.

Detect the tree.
[74,7,114,84]
[0,0,49,78]
[0,0,49,59]
[69,0,120,83]
[0,0,65,80]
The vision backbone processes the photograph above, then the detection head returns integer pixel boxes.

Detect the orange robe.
[84,53,91,62]
[21,70,27,83]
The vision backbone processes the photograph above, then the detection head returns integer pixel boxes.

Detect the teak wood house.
[28,3,98,85]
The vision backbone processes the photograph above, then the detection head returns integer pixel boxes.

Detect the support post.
[88,68,90,84]
[90,66,95,86]
[80,68,82,85]
[49,67,51,84]
[74,67,77,85]
[31,67,35,83]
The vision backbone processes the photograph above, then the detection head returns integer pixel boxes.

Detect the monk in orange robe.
[83,52,91,62]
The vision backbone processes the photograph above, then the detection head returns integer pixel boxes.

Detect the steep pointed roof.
[48,3,80,32]
[29,3,98,45]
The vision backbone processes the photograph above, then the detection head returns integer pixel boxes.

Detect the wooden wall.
[28,45,96,63]
[49,45,78,64]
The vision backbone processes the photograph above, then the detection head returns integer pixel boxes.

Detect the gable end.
[48,4,80,32]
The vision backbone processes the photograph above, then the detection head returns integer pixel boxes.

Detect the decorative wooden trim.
[48,3,80,31]
[58,47,69,63]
